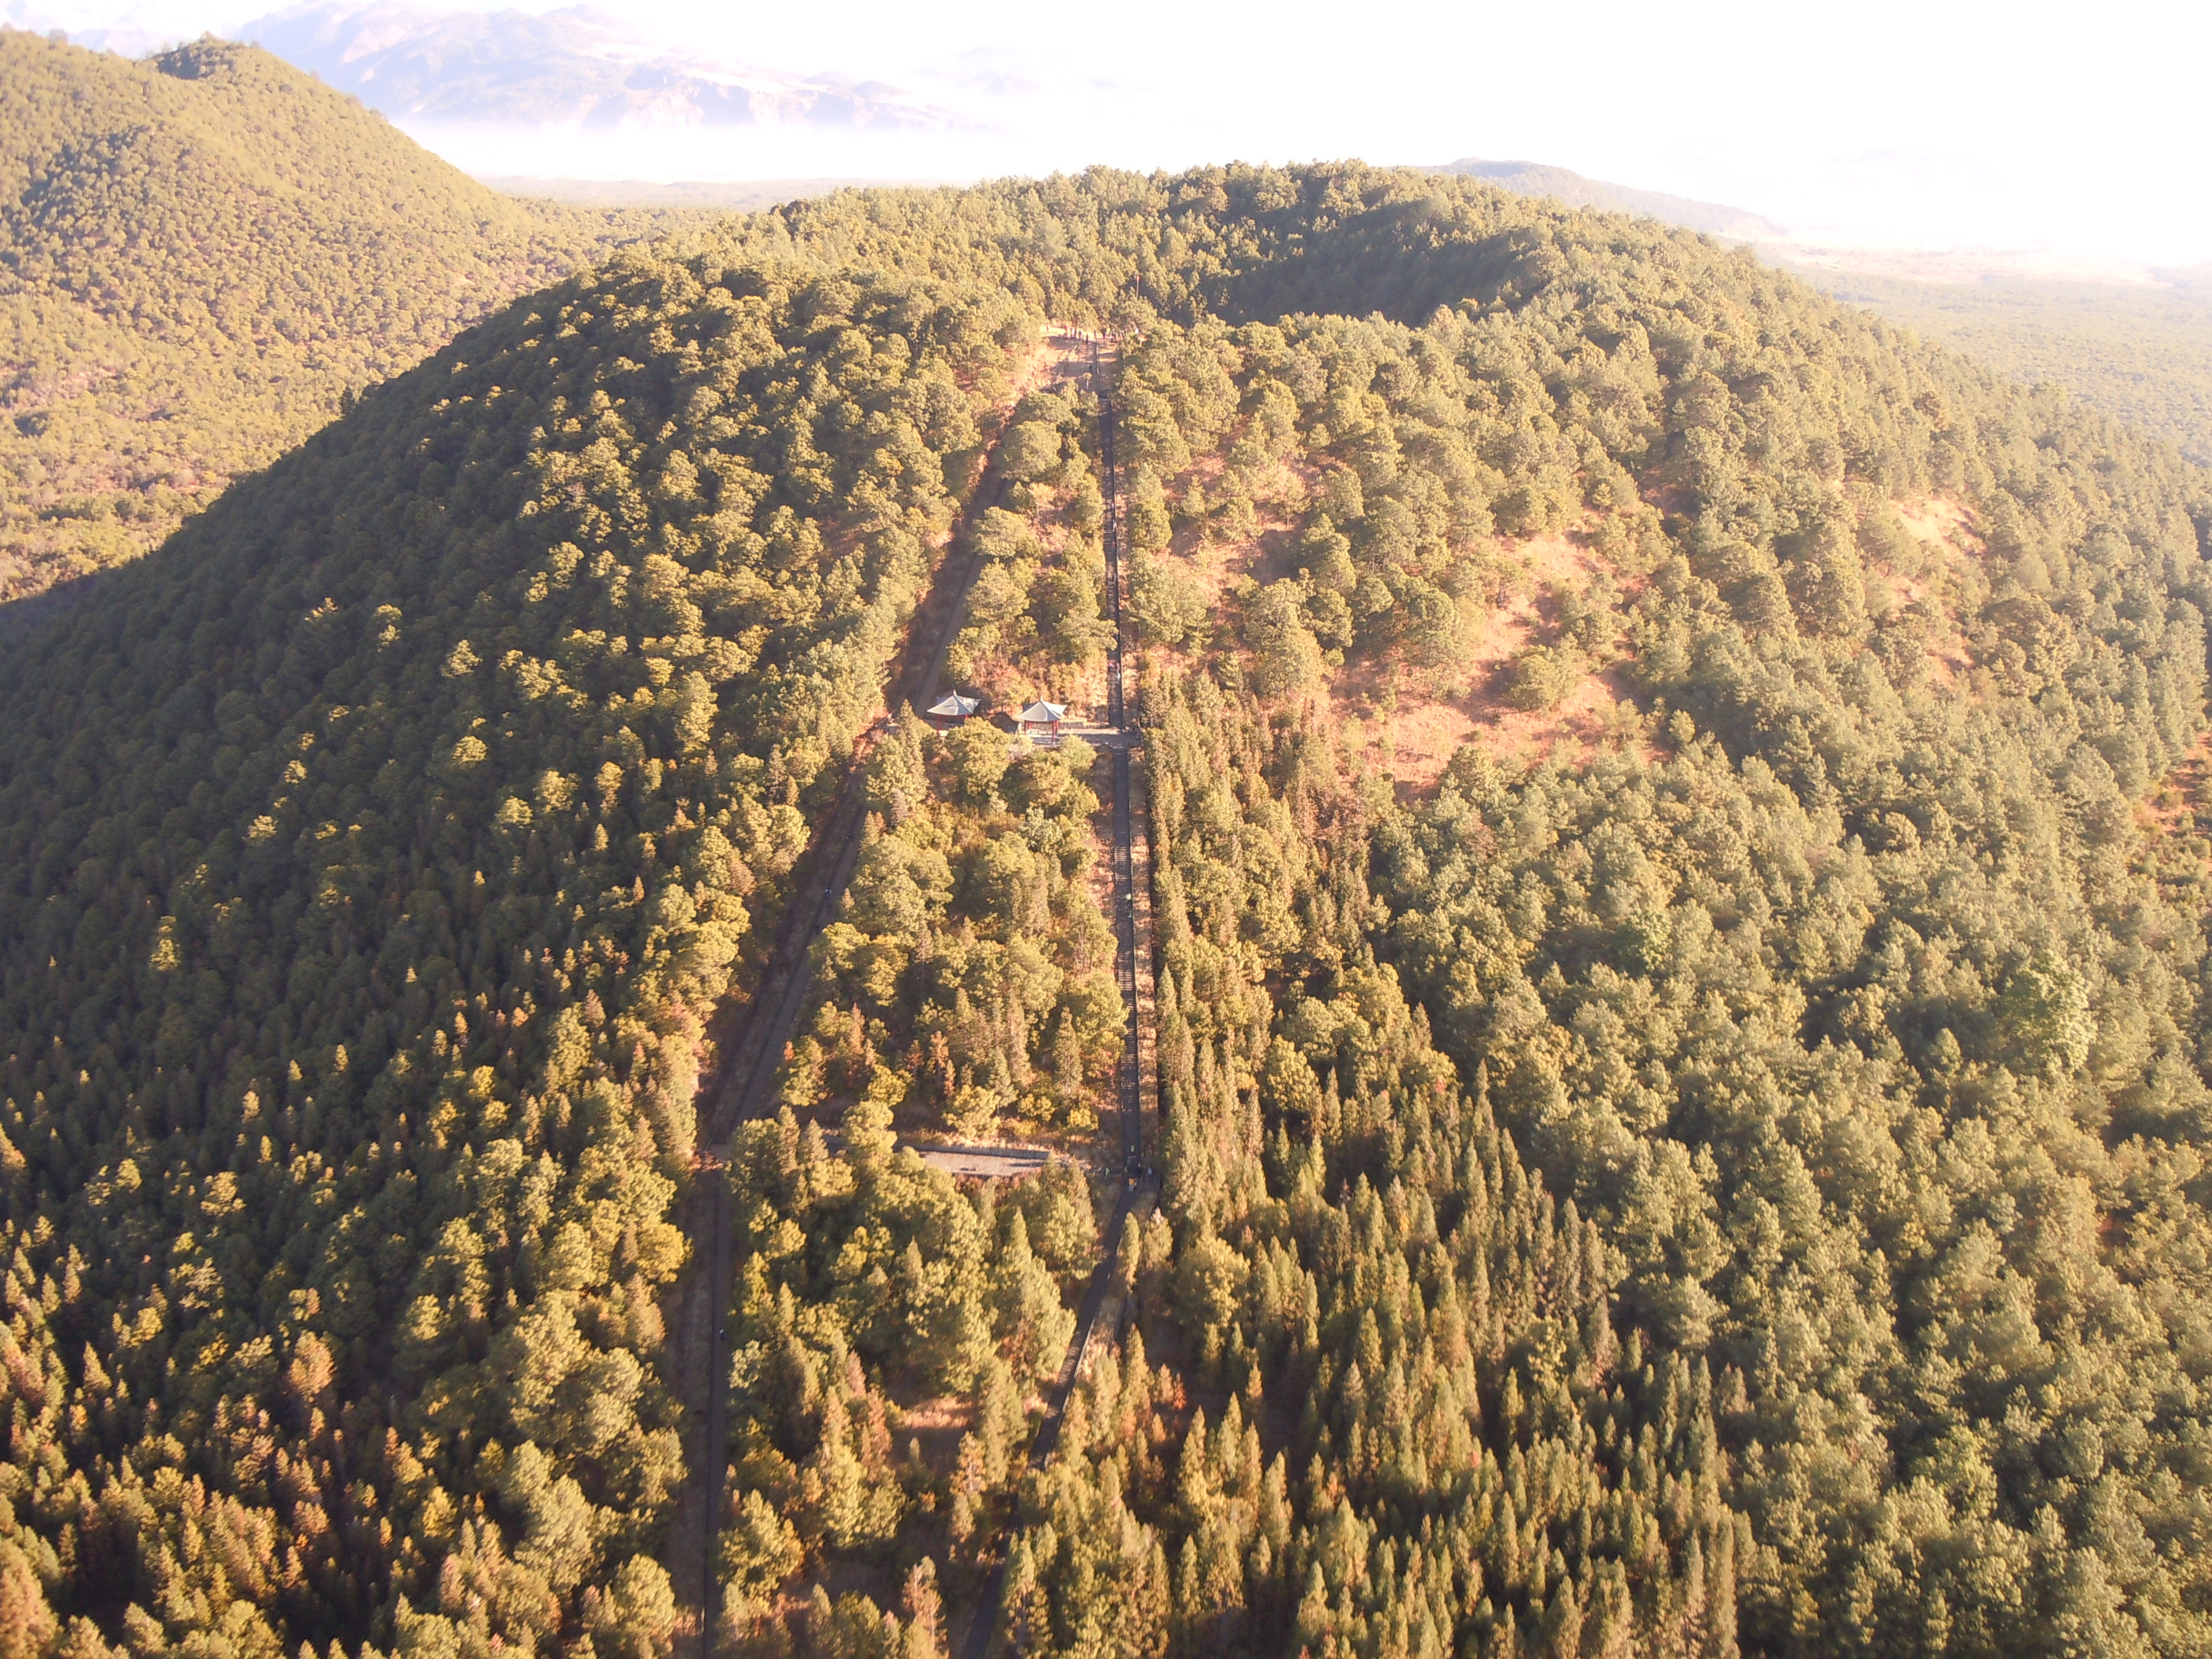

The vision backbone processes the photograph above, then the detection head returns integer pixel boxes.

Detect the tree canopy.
[0,28,688,600]
[0,240,1035,1655]
[0,156,2207,1658]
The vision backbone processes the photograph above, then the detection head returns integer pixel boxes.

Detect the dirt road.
[953,335,1160,1659]
[663,330,1101,1656]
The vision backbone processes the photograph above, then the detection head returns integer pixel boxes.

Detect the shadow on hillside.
[1215,194,1570,326]
[0,566,116,647]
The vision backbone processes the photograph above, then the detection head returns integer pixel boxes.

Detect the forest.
[1799,267,2212,467]
[0,157,2207,1659]
[0,233,1040,1655]
[0,29,688,603]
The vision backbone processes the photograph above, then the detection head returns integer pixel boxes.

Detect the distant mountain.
[239,0,963,131]
[1441,157,1787,241]
[0,27,671,602]
[480,174,923,210]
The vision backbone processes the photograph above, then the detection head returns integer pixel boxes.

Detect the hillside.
[1440,157,1786,241]
[0,27,685,601]
[1437,157,2212,465]
[0,162,2209,1658]
[1800,268,2212,465]
[0,238,1039,1654]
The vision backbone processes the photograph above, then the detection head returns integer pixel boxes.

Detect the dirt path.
[664,330,1095,1658]
[952,335,1161,1659]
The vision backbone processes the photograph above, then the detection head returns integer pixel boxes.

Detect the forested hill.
[714,168,2212,1657]
[0,28,683,603]
[1437,157,1785,241]
[0,240,1036,1653]
[1,162,2210,1657]
[1801,267,2212,467]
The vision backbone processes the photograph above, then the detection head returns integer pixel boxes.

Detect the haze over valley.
[9,0,2208,265]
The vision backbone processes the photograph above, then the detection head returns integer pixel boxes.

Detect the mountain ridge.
[1438,155,1789,241]
[0,25,692,601]
[238,0,966,132]
[1432,155,2212,462]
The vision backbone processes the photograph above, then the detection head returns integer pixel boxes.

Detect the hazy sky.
[10,0,2209,264]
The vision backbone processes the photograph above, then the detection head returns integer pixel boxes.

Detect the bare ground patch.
[1327,520,1655,788]
[1507,525,1614,591]
[2141,731,2212,854]
[1883,496,1987,686]
[1370,696,1478,791]
[1896,496,1982,555]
